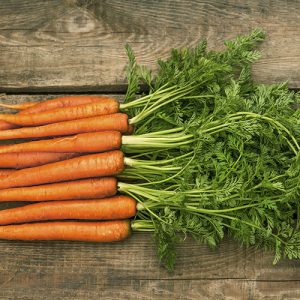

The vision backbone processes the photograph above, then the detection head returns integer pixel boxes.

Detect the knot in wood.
[67,10,95,33]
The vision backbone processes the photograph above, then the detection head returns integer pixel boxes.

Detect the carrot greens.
[119,29,300,270]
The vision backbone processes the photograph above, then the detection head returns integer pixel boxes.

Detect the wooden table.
[0,1,299,299]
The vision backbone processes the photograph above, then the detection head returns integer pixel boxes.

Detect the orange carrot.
[0,96,115,130]
[0,98,119,126]
[0,113,129,140]
[0,196,137,225]
[0,220,131,242]
[0,177,117,202]
[0,121,18,130]
[0,150,124,189]
[0,101,37,130]
[0,152,81,169]
[0,169,15,176]
[0,131,121,154]
[23,95,116,114]
[0,102,36,110]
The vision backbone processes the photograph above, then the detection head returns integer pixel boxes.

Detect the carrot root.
[0,177,117,202]
[0,131,122,154]
[0,150,124,189]
[0,169,15,176]
[0,152,81,169]
[0,220,131,242]
[0,113,129,140]
[0,196,137,225]
[0,98,120,126]
[23,95,117,114]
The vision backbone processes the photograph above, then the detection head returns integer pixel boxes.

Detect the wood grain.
[0,234,299,300]
[0,0,299,91]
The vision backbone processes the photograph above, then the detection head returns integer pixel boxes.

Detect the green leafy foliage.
[122,29,300,270]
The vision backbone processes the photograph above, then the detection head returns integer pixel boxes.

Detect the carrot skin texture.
[0,169,15,176]
[23,96,116,114]
[0,96,113,130]
[0,98,119,126]
[0,131,122,154]
[0,152,81,169]
[0,220,131,242]
[0,113,129,140]
[0,177,117,202]
[0,102,36,111]
[0,196,137,225]
[0,150,124,189]
[0,121,18,130]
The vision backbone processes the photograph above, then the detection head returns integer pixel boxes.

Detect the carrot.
[0,101,37,131]
[0,196,137,225]
[0,102,36,110]
[0,98,119,126]
[0,177,117,202]
[0,121,18,131]
[0,169,15,176]
[0,96,114,130]
[0,113,129,140]
[23,95,116,114]
[0,220,131,242]
[0,131,121,154]
[0,152,81,169]
[0,150,124,189]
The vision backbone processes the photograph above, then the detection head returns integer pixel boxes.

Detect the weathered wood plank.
[0,0,299,91]
[2,278,300,300]
[0,234,299,300]
[0,232,299,282]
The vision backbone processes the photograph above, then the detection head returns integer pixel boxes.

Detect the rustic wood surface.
[0,0,299,299]
[0,0,299,92]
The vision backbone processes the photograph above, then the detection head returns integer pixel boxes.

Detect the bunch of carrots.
[0,96,143,242]
[0,30,299,269]
[0,94,193,245]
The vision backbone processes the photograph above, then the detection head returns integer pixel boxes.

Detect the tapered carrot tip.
[0,220,131,242]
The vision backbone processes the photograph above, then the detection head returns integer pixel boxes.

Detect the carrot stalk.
[0,177,117,202]
[0,98,119,126]
[0,196,137,225]
[0,152,81,169]
[0,220,131,242]
[0,102,36,110]
[0,150,124,189]
[0,131,121,154]
[0,113,129,140]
